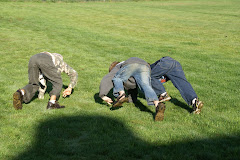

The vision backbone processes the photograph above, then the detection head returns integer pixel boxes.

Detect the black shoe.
[47,102,65,109]
[155,102,166,121]
[112,93,129,107]
[13,89,23,110]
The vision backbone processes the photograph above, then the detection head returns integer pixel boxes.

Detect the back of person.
[150,56,175,70]
[121,57,150,69]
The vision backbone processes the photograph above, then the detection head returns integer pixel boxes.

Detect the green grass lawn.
[0,0,240,159]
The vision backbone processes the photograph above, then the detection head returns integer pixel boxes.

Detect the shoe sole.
[13,92,22,110]
[155,103,166,121]
[47,106,65,109]
[193,101,203,114]
[112,97,129,107]
[159,97,171,103]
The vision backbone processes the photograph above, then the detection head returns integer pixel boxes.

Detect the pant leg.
[166,61,197,105]
[127,88,138,103]
[37,53,62,98]
[133,65,158,105]
[151,71,166,96]
[112,64,136,97]
[150,57,174,96]
[22,53,63,102]
[22,54,41,103]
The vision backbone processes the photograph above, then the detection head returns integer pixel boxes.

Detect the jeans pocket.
[175,62,183,71]
[159,61,172,70]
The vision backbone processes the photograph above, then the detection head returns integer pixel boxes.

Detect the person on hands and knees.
[13,52,78,110]
[150,56,203,114]
[110,57,165,121]
[99,61,138,105]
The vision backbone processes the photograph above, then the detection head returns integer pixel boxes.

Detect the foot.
[155,102,166,121]
[159,93,171,102]
[112,93,129,107]
[192,99,203,114]
[47,102,65,109]
[13,90,23,110]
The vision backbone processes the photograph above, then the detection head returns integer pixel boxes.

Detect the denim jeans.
[112,63,158,105]
[150,57,197,105]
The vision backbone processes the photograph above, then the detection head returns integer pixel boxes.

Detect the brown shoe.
[192,99,203,114]
[159,93,171,102]
[13,90,23,110]
[47,102,65,109]
[112,93,129,107]
[155,102,166,121]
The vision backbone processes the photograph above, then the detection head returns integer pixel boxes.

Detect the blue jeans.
[150,57,197,105]
[112,63,158,105]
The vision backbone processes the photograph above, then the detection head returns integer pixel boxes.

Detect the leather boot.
[155,102,166,121]
[47,101,65,109]
[13,89,23,110]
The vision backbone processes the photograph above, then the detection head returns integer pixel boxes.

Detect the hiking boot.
[155,102,166,121]
[159,93,171,102]
[47,102,65,109]
[112,93,129,107]
[13,90,23,110]
[192,99,203,114]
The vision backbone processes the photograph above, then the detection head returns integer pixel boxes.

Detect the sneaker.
[192,99,203,114]
[155,102,166,121]
[112,93,129,107]
[38,84,47,100]
[13,89,23,110]
[38,90,45,99]
[47,102,65,109]
[159,93,171,102]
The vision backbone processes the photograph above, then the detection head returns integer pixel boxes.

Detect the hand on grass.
[102,96,113,105]
[63,87,72,98]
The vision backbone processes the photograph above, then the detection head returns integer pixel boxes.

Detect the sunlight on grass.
[0,0,239,159]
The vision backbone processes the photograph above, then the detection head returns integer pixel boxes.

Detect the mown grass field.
[0,0,240,159]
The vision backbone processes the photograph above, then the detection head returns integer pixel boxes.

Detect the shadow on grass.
[169,98,193,113]
[13,115,240,160]
[94,93,154,117]
[130,89,193,115]
[139,90,193,113]
[133,100,155,118]
[94,93,105,105]
[25,83,73,104]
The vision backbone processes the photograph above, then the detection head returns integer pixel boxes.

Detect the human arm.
[99,63,137,104]
[99,69,117,101]
[62,62,78,97]
[99,64,122,104]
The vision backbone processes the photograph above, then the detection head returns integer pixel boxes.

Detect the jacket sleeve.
[99,65,137,98]
[62,62,78,89]
[99,67,119,98]
[124,77,137,90]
